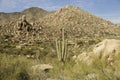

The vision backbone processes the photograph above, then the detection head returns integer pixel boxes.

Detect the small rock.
[16,45,22,49]
[31,64,53,73]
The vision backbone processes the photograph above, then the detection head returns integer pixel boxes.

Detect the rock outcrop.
[0,15,44,42]
[93,39,120,65]
[75,39,120,65]
[93,39,120,58]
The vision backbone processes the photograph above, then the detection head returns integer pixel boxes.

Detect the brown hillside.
[0,5,120,42]
[0,7,49,25]
[38,5,120,38]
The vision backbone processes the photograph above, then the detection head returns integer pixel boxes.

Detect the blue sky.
[0,0,120,23]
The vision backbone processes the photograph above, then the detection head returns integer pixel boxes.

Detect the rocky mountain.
[38,5,120,38]
[22,7,49,21]
[0,5,120,43]
[0,7,49,25]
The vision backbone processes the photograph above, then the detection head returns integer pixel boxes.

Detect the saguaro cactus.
[56,28,67,63]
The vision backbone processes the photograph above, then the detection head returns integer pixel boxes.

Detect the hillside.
[22,7,49,21]
[0,5,120,43]
[38,5,120,38]
[0,5,120,80]
[0,7,49,25]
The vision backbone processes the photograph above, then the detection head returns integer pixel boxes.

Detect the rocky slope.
[0,5,120,43]
[0,7,49,25]
[38,5,120,38]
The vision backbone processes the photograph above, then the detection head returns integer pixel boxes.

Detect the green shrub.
[0,54,32,80]
[16,69,30,80]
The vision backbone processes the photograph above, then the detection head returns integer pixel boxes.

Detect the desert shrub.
[16,69,30,80]
[0,54,32,80]
[61,51,120,80]
[21,48,36,55]
[0,38,119,80]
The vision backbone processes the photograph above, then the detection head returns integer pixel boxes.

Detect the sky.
[0,0,120,23]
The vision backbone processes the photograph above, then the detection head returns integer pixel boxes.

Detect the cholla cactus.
[56,28,67,63]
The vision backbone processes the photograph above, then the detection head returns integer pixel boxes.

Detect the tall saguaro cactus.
[56,28,67,63]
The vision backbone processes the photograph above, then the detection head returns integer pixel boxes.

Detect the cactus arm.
[58,40,61,61]
[56,38,60,61]
[62,28,65,60]
[64,39,67,62]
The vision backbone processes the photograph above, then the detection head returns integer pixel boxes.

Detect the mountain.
[22,7,49,21]
[0,5,120,42]
[38,5,120,38]
[0,7,49,25]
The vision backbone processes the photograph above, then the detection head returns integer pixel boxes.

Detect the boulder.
[31,64,53,74]
[75,52,94,65]
[93,39,120,59]
[16,45,22,49]
[75,39,120,65]
[93,39,120,65]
